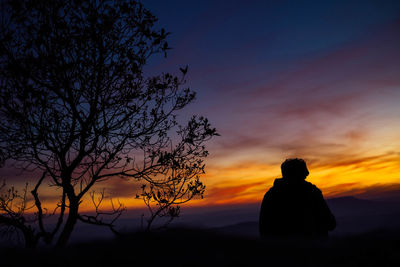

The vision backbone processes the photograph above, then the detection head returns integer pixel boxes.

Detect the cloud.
[94,177,142,199]
[205,181,266,204]
[308,151,400,171]
[323,182,400,200]
[236,20,400,120]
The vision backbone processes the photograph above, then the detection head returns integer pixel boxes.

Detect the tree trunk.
[56,201,79,247]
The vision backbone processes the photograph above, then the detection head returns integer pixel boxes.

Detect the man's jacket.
[259,178,336,238]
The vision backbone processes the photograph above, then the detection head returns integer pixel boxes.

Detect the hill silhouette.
[1,195,399,247]
[47,196,400,243]
[206,196,400,238]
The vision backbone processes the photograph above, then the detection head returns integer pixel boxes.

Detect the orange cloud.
[205,181,266,205]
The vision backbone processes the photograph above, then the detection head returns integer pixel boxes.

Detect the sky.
[140,0,400,206]
[1,0,400,211]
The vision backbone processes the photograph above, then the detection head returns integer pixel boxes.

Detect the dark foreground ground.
[1,228,400,267]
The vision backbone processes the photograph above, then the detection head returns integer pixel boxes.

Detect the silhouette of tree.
[0,0,217,247]
[0,181,38,247]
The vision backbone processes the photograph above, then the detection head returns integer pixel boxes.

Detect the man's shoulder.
[262,178,283,197]
[303,181,322,194]
[272,178,284,186]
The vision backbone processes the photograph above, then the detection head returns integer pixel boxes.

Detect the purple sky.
[138,0,400,204]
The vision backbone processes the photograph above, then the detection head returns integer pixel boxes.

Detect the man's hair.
[281,158,309,179]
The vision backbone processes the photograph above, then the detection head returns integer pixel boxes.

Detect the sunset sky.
[1,0,400,211]
[143,0,400,206]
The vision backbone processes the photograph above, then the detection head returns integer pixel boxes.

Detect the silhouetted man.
[259,158,335,239]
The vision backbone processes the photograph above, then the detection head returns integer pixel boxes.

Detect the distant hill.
[117,196,400,239]
[187,196,400,238]
[326,196,400,235]
[327,196,399,216]
[4,195,397,245]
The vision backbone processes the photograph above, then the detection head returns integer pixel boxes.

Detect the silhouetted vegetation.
[0,0,217,247]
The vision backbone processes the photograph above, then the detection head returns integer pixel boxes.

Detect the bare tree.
[137,117,210,231]
[0,181,37,247]
[0,0,217,247]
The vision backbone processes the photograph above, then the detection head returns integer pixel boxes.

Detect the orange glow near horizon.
[194,152,400,206]
[6,149,400,214]
[71,150,400,211]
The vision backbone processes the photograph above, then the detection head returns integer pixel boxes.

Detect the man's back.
[259,177,336,238]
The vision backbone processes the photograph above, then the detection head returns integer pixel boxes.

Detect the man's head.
[281,158,309,181]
